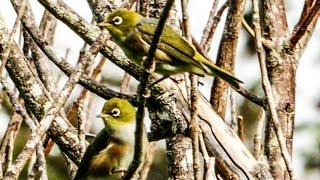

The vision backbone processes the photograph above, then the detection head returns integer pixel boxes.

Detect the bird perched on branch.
[98,9,242,87]
[74,98,148,179]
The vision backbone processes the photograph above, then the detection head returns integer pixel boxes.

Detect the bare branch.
[0,0,27,76]
[237,116,244,141]
[181,0,201,179]
[254,108,265,160]
[0,113,22,178]
[199,131,216,180]
[120,73,131,93]
[200,0,229,52]
[191,39,265,108]
[28,144,48,180]
[139,142,156,180]
[210,0,246,118]
[4,27,108,179]
[0,11,83,170]
[230,89,238,132]
[289,0,320,50]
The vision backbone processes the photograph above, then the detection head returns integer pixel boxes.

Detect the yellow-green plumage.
[74,98,147,180]
[99,9,242,87]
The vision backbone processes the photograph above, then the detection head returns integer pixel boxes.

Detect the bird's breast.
[89,141,133,177]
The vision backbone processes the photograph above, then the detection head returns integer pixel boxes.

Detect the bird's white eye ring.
[112,16,123,25]
[111,108,121,117]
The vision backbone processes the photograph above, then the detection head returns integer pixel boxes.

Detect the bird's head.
[98,98,136,128]
[98,9,142,42]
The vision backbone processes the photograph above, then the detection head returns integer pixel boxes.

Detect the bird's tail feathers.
[204,62,243,88]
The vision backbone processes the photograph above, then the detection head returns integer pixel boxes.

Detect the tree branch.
[4,23,108,180]
[181,0,201,179]
[209,0,246,118]
[200,0,229,52]
[289,0,320,50]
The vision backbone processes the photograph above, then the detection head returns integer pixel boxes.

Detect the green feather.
[100,9,243,87]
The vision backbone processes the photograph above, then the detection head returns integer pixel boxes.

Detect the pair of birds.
[75,9,242,179]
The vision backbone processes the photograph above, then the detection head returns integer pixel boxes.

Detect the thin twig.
[65,155,77,178]
[75,56,107,147]
[252,0,295,179]
[199,131,216,180]
[233,85,265,108]
[28,144,48,180]
[242,18,255,38]
[289,0,320,50]
[36,144,48,180]
[181,0,201,179]
[43,48,71,157]
[28,148,37,179]
[84,56,107,129]
[192,38,266,108]
[77,100,87,157]
[200,0,229,52]
[200,0,219,51]
[0,77,36,178]
[237,116,244,141]
[242,18,274,49]
[124,0,175,179]
[229,88,238,132]
[120,73,131,93]
[139,142,156,180]
[254,108,265,160]
[0,0,27,76]
[35,9,57,94]
[0,113,22,177]
[0,78,37,129]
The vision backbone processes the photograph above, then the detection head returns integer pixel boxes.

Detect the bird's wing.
[137,18,208,70]
[138,18,243,86]
[74,129,111,180]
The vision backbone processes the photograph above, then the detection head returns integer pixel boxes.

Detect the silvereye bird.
[98,9,242,87]
[74,98,148,180]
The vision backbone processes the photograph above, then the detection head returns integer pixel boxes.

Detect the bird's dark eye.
[111,108,121,117]
[112,16,123,25]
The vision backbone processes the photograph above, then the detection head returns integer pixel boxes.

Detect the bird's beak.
[97,22,106,28]
[97,113,108,118]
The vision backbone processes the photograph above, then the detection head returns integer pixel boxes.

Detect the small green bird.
[98,9,242,87]
[74,98,147,179]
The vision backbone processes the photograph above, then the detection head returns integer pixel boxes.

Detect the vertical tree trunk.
[262,0,294,179]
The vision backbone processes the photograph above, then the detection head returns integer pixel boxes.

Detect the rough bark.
[261,1,292,179]
[166,135,194,180]
[0,15,82,164]
[261,0,318,179]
